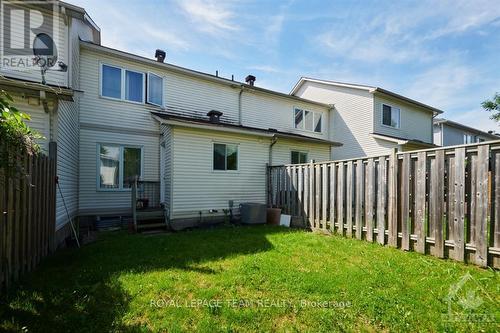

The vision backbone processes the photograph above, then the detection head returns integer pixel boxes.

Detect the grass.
[0,225,498,332]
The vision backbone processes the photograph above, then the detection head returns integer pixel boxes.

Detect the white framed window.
[213,143,238,171]
[291,151,308,164]
[147,72,164,106]
[294,108,322,133]
[100,63,145,103]
[98,144,143,190]
[463,134,475,144]
[382,104,400,128]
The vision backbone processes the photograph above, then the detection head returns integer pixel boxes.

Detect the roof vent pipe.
[207,110,223,123]
[155,49,166,63]
[245,75,256,86]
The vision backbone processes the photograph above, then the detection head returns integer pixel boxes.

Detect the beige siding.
[0,3,68,86]
[271,138,331,165]
[295,82,389,159]
[373,94,433,143]
[12,97,51,152]
[241,90,330,140]
[55,100,79,228]
[78,127,159,214]
[171,127,269,219]
[160,124,172,209]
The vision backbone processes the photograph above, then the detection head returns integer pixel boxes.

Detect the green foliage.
[0,90,42,172]
[481,92,500,122]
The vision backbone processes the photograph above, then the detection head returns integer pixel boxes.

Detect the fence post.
[365,158,375,242]
[377,156,387,245]
[388,149,398,247]
[415,152,427,254]
[346,161,354,237]
[474,145,489,267]
[355,159,364,239]
[400,153,411,251]
[329,162,336,232]
[453,148,465,262]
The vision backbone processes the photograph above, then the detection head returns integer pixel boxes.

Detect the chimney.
[207,110,223,123]
[155,49,166,63]
[245,75,256,86]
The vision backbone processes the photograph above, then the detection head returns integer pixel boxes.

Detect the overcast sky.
[71,0,500,132]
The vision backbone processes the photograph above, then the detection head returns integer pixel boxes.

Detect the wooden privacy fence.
[0,143,57,290]
[268,140,500,268]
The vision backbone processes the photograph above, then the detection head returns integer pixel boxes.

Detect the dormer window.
[382,104,400,128]
[294,108,322,133]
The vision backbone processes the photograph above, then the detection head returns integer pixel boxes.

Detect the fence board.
[474,145,489,267]
[388,150,398,247]
[365,158,375,242]
[267,141,500,269]
[315,164,321,229]
[377,156,387,245]
[346,161,354,237]
[432,150,445,258]
[337,163,344,235]
[355,160,363,239]
[329,163,336,232]
[453,148,466,262]
[415,152,426,254]
[401,153,411,250]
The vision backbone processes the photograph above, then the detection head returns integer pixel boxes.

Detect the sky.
[71,0,500,132]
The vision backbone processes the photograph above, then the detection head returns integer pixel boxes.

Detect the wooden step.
[136,222,168,230]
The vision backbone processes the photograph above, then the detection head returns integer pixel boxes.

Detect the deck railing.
[267,140,500,268]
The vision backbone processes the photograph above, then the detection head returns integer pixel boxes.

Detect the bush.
[0,90,42,173]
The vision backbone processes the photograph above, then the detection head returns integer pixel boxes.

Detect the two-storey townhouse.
[433,118,499,146]
[1,0,100,242]
[291,78,443,160]
[77,42,341,229]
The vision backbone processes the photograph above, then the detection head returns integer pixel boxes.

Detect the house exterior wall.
[295,82,392,159]
[439,123,497,146]
[373,94,433,144]
[271,138,331,165]
[0,2,69,87]
[170,126,269,220]
[433,124,442,146]
[160,125,172,210]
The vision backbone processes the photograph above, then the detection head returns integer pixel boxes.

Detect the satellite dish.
[33,33,58,84]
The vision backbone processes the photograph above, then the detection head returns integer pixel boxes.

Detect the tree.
[0,90,42,173]
[481,92,500,122]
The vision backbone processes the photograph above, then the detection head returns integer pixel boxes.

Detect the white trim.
[371,133,408,145]
[96,143,144,191]
[212,142,240,172]
[381,103,401,129]
[100,63,145,104]
[146,72,164,107]
[293,107,323,134]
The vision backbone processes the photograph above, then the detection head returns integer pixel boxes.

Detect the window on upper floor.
[98,144,143,190]
[213,143,238,171]
[463,134,475,144]
[291,151,308,164]
[294,108,322,133]
[147,73,164,106]
[382,104,400,128]
[101,64,163,106]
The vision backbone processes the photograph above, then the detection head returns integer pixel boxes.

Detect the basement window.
[213,143,238,171]
[382,104,400,128]
[98,144,143,190]
[294,108,322,133]
[291,151,308,164]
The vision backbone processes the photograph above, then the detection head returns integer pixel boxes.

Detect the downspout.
[269,136,278,166]
[238,86,244,125]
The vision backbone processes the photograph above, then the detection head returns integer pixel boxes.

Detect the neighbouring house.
[0,1,100,242]
[290,78,443,160]
[433,118,499,146]
[2,1,341,235]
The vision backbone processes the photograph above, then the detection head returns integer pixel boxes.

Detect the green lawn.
[1,226,498,332]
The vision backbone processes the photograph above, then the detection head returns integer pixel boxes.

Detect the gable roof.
[80,41,330,109]
[290,77,443,115]
[434,118,499,139]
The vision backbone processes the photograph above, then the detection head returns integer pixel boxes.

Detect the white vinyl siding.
[0,2,69,86]
[170,127,268,219]
[78,128,159,214]
[271,138,331,165]
[374,95,433,144]
[161,125,172,209]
